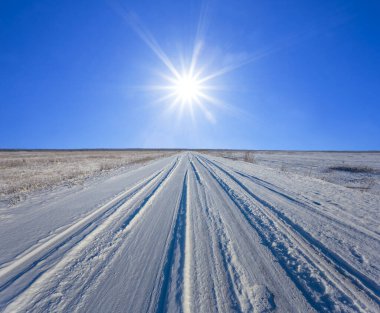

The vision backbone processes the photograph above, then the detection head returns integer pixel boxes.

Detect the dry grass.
[202,150,256,163]
[243,151,256,163]
[0,150,177,205]
[327,165,376,174]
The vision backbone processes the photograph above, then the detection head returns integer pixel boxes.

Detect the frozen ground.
[0,150,176,206]
[0,152,379,312]
[206,150,380,194]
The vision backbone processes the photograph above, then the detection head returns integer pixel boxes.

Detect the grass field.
[0,150,177,206]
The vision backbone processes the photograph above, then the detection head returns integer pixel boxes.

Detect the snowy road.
[0,153,379,312]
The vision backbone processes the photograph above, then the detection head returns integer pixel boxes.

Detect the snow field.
[0,152,379,312]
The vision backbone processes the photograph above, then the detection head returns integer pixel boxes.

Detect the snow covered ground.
[0,152,379,312]
[207,150,380,194]
[0,150,176,206]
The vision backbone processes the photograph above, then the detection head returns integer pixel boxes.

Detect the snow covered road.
[0,153,379,312]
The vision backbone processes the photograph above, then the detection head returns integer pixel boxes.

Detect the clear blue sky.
[1,0,379,150]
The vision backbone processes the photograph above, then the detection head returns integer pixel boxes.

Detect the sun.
[117,7,251,124]
[156,66,217,123]
[173,73,202,104]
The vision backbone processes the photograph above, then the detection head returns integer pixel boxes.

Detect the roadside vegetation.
[327,165,376,174]
[0,150,177,206]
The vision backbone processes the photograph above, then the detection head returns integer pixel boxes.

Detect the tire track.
[191,157,259,313]
[189,159,202,185]
[186,157,225,312]
[3,158,180,312]
[154,171,189,313]
[153,157,192,313]
[183,168,192,313]
[0,166,165,307]
[225,165,380,281]
[69,156,182,313]
[210,158,380,242]
[197,155,380,313]
[206,157,380,274]
[203,156,380,301]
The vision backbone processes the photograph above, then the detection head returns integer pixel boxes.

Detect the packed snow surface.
[0,152,379,312]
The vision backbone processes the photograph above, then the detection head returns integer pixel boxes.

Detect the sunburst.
[114,5,251,124]
[172,72,202,104]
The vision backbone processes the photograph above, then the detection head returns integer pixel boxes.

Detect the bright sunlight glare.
[173,74,201,104]
[116,6,247,124]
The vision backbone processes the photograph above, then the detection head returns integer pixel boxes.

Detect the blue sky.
[0,0,379,150]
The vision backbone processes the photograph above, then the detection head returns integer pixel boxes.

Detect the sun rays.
[111,2,253,124]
